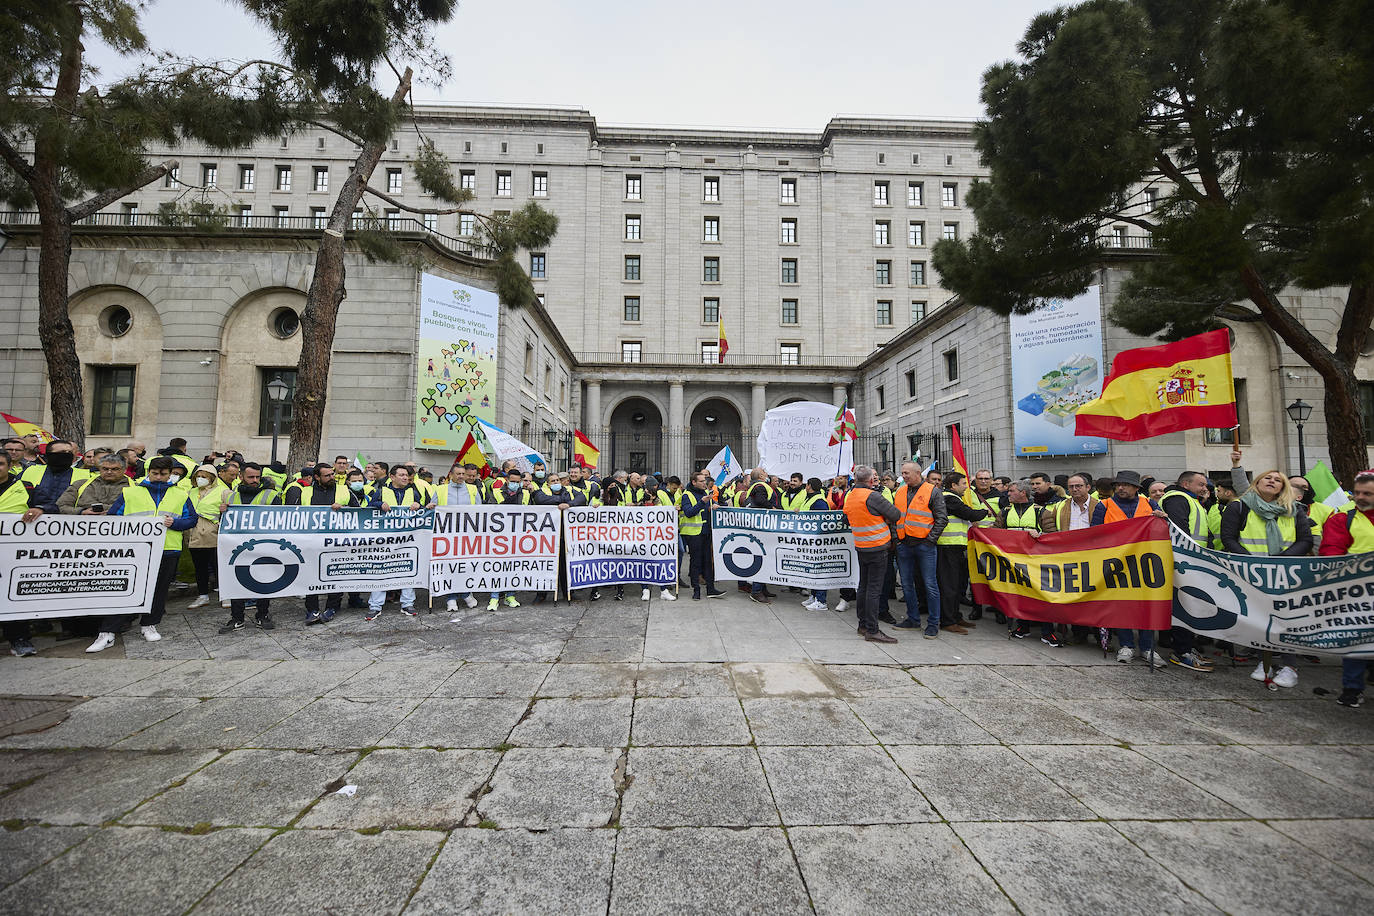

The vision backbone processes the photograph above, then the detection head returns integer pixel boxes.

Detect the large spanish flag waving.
[573,429,600,470]
[1074,329,1237,440]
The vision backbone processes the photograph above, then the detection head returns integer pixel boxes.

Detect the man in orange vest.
[1091,469,1168,663]
[891,460,948,637]
[842,465,903,643]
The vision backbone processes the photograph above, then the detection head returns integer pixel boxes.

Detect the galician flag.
[707,445,744,487]
[1074,329,1238,440]
[1307,461,1351,511]
[476,419,544,473]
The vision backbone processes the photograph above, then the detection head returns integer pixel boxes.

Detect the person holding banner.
[934,472,988,633]
[1221,470,1314,688]
[366,465,426,620]
[996,481,1059,643]
[567,463,601,506]
[639,478,678,601]
[681,471,725,600]
[1158,471,1217,672]
[1317,469,1374,708]
[0,452,37,656]
[216,463,282,634]
[533,471,587,604]
[842,465,902,644]
[86,456,198,652]
[742,469,779,603]
[489,468,532,608]
[1090,471,1166,663]
[800,477,835,611]
[288,462,353,624]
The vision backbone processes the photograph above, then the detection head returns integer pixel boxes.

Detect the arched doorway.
[689,398,744,472]
[607,398,663,475]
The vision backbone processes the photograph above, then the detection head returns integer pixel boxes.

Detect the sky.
[85,0,1055,130]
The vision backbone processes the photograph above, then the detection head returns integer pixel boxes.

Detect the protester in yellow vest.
[1319,469,1374,708]
[680,470,726,601]
[83,456,197,654]
[0,452,38,656]
[1157,471,1216,672]
[780,473,809,511]
[186,464,229,610]
[933,471,988,633]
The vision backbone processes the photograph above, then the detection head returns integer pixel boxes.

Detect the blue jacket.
[110,479,198,550]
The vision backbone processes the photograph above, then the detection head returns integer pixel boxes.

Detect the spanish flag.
[1074,329,1237,441]
[454,432,489,477]
[718,315,729,363]
[573,429,600,470]
[1,412,54,444]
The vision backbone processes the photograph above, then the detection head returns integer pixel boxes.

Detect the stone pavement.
[0,588,1371,914]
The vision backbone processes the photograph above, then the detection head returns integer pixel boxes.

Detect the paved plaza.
[0,589,1371,914]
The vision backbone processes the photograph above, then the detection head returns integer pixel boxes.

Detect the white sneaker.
[641,587,651,601]
[464,595,478,609]
[220,600,231,609]
[1272,665,1298,688]
[1250,661,1270,682]
[805,599,826,611]
[1142,650,1166,666]
[446,599,458,612]
[86,632,115,653]
[1116,647,1135,663]
[659,588,677,601]
[187,595,210,609]
[835,599,849,612]
[141,625,162,642]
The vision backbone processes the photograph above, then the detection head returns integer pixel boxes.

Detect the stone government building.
[0,105,1363,478]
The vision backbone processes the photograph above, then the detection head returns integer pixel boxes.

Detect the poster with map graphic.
[1009,286,1110,457]
[415,273,499,451]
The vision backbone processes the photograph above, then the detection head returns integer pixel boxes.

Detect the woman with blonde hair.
[1220,468,1313,688]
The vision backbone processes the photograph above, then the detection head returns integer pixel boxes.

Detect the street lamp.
[543,428,557,469]
[266,374,289,465]
[1285,399,1312,475]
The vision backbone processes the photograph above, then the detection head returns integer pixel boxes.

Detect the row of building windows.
[616,253,929,288]
[618,341,804,365]
[619,214,956,246]
[616,296,930,327]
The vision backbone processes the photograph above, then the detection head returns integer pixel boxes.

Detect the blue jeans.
[1342,658,1368,691]
[1116,629,1155,651]
[811,589,827,604]
[369,588,414,611]
[897,539,942,632]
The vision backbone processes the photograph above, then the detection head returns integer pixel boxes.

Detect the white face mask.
[196,476,212,488]
[168,473,182,484]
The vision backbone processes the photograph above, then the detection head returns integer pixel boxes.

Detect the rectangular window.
[238,164,255,191]
[910,260,926,286]
[423,213,436,231]
[701,341,720,364]
[460,170,475,191]
[781,258,798,284]
[531,172,548,197]
[703,257,720,282]
[943,222,959,241]
[626,175,641,200]
[1110,226,1126,247]
[275,165,291,191]
[624,255,641,281]
[256,368,297,436]
[459,213,475,235]
[908,221,925,246]
[530,253,546,279]
[908,181,923,206]
[310,207,326,229]
[781,299,798,325]
[873,180,889,205]
[621,341,642,363]
[874,221,891,245]
[202,163,218,188]
[1145,187,1159,206]
[1207,379,1251,444]
[703,216,719,242]
[780,218,797,244]
[625,215,641,240]
[780,177,797,203]
[911,300,927,323]
[877,385,886,411]
[237,205,253,227]
[122,202,139,226]
[623,296,641,322]
[942,182,958,207]
[904,369,916,398]
[703,176,719,202]
[312,166,329,191]
[381,208,401,229]
[163,166,179,188]
[780,343,801,366]
[702,297,719,323]
[386,168,402,193]
[875,260,891,286]
[943,348,959,382]
[876,300,893,326]
[90,366,135,435]
[523,343,534,377]
[273,206,289,228]
[495,171,511,196]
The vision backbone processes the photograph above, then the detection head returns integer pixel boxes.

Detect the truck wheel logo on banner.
[229,538,303,595]
[719,532,765,578]
[1172,559,1245,631]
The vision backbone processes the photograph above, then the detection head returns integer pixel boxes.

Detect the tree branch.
[1335,283,1374,366]
[362,184,484,218]
[0,132,37,183]
[1152,153,1204,205]
[67,158,179,221]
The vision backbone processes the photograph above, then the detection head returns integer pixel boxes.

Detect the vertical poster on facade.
[1009,286,1110,457]
[415,272,499,451]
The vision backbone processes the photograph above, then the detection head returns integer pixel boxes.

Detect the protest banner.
[218,506,433,600]
[710,507,858,589]
[756,401,854,479]
[968,516,1173,628]
[564,506,678,589]
[0,514,165,620]
[431,505,560,594]
[1171,524,1374,657]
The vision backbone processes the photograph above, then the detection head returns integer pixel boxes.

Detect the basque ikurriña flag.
[1074,329,1237,441]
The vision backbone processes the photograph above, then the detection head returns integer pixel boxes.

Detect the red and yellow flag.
[573,429,600,470]
[454,432,489,477]
[1074,329,1236,440]
[950,426,970,479]
[1,412,54,444]
[718,315,729,363]
[968,516,1174,629]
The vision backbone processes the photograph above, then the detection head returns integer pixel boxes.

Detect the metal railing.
[578,350,864,368]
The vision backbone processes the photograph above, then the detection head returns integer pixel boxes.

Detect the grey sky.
[87,0,1053,129]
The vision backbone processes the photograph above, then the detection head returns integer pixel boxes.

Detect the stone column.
[584,379,602,432]
[832,384,848,407]
[751,382,767,467]
[668,379,686,474]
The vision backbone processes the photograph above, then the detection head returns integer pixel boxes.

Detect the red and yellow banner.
[1073,329,1237,440]
[968,516,1173,628]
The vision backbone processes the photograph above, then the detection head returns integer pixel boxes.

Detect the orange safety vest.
[893,481,935,539]
[843,487,892,549]
[1102,495,1153,524]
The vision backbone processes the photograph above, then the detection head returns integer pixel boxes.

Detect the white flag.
[475,419,544,473]
[707,445,744,487]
